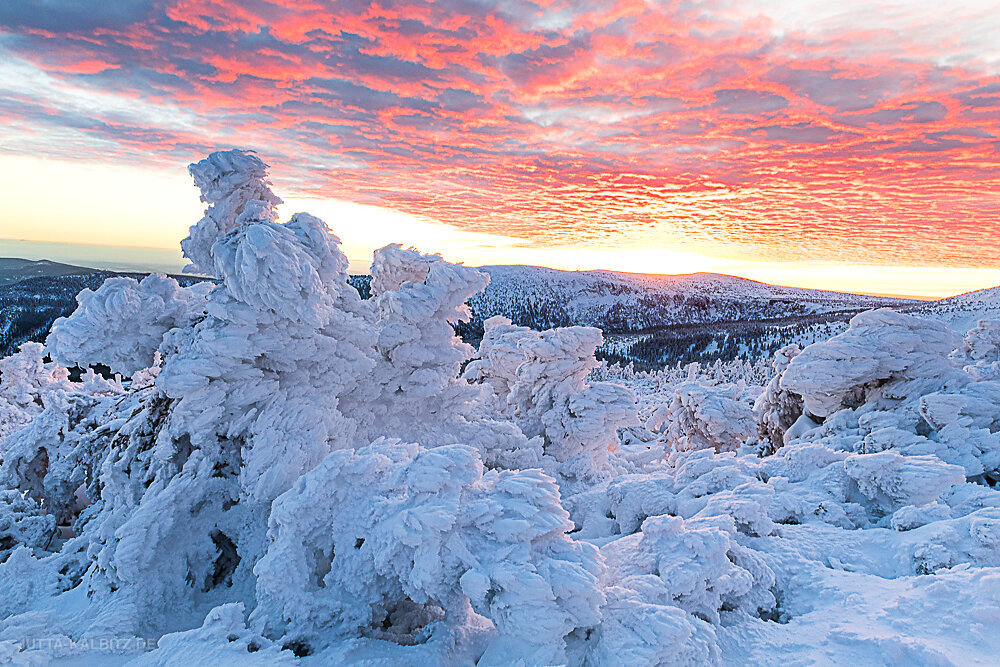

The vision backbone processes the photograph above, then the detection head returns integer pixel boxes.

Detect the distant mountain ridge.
[0,258,100,287]
[1,256,993,368]
[469,265,916,335]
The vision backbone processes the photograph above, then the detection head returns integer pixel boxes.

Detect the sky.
[0,0,998,298]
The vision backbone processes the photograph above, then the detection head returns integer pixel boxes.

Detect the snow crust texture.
[2,151,1000,666]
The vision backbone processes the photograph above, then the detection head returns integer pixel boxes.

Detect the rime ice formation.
[181,149,283,275]
[3,151,1000,665]
[0,343,70,440]
[753,344,803,451]
[647,381,755,453]
[47,274,212,376]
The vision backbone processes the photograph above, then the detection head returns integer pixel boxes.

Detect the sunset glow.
[1,1,998,296]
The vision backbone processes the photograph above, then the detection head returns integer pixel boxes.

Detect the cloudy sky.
[1,0,998,296]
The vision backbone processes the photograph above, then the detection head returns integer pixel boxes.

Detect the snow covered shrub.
[603,513,774,624]
[952,319,1000,381]
[0,491,55,562]
[252,439,604,665]
[181,149,283,276]
[368,250,542,470]
[753,344,803,452]
[465,319,639,481]
[0,343,69,441]
[647,381,755,453]
[47,274,211,376]
[464,316,536,415]
[507,327,638,484]
[917,383,1000,478]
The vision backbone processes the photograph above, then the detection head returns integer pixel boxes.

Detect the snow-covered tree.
[47,274,211,377]
[181,149,283,276]
[753,344,803,452]
[647,381,755,453]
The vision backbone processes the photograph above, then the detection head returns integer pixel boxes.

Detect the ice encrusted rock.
[844,452,966,513]
[753,344,803,451]
[780,309,962,418]
[47,274,211,376]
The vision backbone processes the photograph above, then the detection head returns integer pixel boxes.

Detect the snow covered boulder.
[952,319,1000,381]
[753,344,803,451]
[780,309,962,419]
[844,452,966,514]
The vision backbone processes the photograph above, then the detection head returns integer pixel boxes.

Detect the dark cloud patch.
[836,101,947,127]
[0,0,154,31]
[770,66,898,111]
[499,37,592,86]
[738,123,843,144]
[711,89,789,114]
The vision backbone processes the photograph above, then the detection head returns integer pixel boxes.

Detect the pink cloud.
[0,0,997,268]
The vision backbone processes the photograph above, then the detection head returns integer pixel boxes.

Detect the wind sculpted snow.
[1,151,1000,665]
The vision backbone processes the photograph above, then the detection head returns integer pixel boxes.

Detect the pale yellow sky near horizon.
[1,153,997,300]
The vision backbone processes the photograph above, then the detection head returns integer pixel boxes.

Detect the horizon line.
[1,239,974,302]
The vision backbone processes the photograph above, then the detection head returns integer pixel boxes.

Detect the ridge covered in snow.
[469,264,914,334]
[913,285,1000,331]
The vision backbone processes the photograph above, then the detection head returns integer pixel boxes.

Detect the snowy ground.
[1,151,999,666]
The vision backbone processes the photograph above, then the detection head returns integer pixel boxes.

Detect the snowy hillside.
[914,285,1000,332]
[0,258,96,287]
[471,265,912,334]
[0,260,910,367]
[2,151,1000,665]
